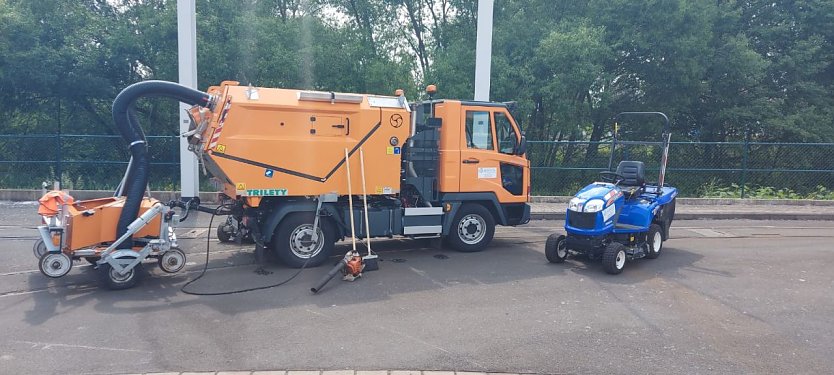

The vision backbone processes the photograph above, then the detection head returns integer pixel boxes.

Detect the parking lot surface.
[0,205,832,374]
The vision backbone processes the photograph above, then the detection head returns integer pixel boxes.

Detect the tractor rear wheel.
[645,224,663,259]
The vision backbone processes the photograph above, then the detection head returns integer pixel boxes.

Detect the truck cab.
[402,98,530,250]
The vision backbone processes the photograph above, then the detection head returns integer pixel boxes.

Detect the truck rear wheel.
[272,213,335,268]
[447,203,495,252]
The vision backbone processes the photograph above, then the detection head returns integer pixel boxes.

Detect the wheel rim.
[457,214,486,245]
[615,250,626,269]
[557,240,567,258]
[41,253,71,277]
[289,224,325,259]
[109,266,134,283]
[653,231,662,253]
[33,240,47,258]
[161,249,185,273]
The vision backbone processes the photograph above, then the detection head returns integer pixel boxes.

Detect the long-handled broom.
[359,147,379,271]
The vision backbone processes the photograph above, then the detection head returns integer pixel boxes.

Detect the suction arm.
[112,80,213,249]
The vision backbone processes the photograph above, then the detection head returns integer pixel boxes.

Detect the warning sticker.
[236,182,246,191]
[215,144,227,153]
[386,146,395,155]
[478,167,497,179]
[375,186,384,194]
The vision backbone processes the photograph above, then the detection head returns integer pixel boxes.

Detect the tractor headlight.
[568,197,585,212]
[584,199,605,213]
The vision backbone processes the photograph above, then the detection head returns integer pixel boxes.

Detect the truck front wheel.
[272,213,335,268]
[447,204,495,252]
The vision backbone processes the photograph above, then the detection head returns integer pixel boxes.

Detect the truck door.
[458,106,528,204]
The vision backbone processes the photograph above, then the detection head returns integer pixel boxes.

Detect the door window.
[494,112,518,154]
[465,111,493,150]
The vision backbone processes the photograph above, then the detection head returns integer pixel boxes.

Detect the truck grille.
[567,211,597,229]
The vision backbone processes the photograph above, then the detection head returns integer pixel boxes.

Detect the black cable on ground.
[180,206,313,296]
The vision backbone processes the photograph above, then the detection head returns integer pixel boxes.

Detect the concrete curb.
[531,195,834,206]
[531,212,834,221]
[133,371,536,375]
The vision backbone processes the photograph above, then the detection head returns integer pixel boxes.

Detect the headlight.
[568,197,585,212]
[584,199,605,213]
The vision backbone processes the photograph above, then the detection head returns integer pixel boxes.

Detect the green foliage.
[1,0,833,193]
[699,179,834,200]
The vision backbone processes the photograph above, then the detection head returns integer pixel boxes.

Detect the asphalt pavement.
[0,202,833,374]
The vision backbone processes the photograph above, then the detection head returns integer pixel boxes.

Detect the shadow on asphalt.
[21,234,708,324]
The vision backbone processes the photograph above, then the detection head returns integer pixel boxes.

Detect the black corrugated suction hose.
[112,80,211,248]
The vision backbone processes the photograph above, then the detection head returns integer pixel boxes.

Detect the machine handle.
[310,261,346,294]
[462,158,480,164]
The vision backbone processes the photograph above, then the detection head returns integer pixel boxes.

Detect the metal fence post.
[56,99,62,189]
[740,126,750,199]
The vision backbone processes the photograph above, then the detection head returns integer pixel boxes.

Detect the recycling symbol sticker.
[390,114,403,128]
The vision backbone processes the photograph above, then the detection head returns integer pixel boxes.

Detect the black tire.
[98,257,144,290]
[272,213,335,268]
[446,204,495,252]
[602,242,627,275]
[217,222,235,243]
[645,224,663,259]
[545,234,568,263]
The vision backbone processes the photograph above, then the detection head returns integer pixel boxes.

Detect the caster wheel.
[39,252,72,278]
[33,239,48,259]
[98,257,144,290]
[158,248,186,273]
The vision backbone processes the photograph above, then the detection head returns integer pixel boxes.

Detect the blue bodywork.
[565,182,677,239]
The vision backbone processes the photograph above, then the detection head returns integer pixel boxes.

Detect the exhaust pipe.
[111,80,213,248]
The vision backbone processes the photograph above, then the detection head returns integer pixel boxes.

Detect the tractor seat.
[616,161,645,199]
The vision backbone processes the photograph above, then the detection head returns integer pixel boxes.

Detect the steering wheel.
[599,171,626,185]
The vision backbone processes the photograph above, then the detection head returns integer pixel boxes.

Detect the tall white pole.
[177,0,199,199]
[474,0,494,101]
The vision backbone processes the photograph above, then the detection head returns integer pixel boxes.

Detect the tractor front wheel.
[545,234,568,263]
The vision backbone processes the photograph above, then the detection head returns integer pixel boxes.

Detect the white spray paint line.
[13,340,151,354]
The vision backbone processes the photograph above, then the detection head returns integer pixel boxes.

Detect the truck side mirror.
[515,135,527,155]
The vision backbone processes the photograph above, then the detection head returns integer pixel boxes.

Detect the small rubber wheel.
[602,242,627,275]
[39,252,72,278]
[217,221,235,243]
[446,204,495,252]
[645,224,663,259]
[158,247,186,273]
[272,213,335,268]
[33,239,48,259]
[98,257,144,290]
[545,234,568,263]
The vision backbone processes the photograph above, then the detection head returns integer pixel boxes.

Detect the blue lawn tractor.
[546,112,678,274]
